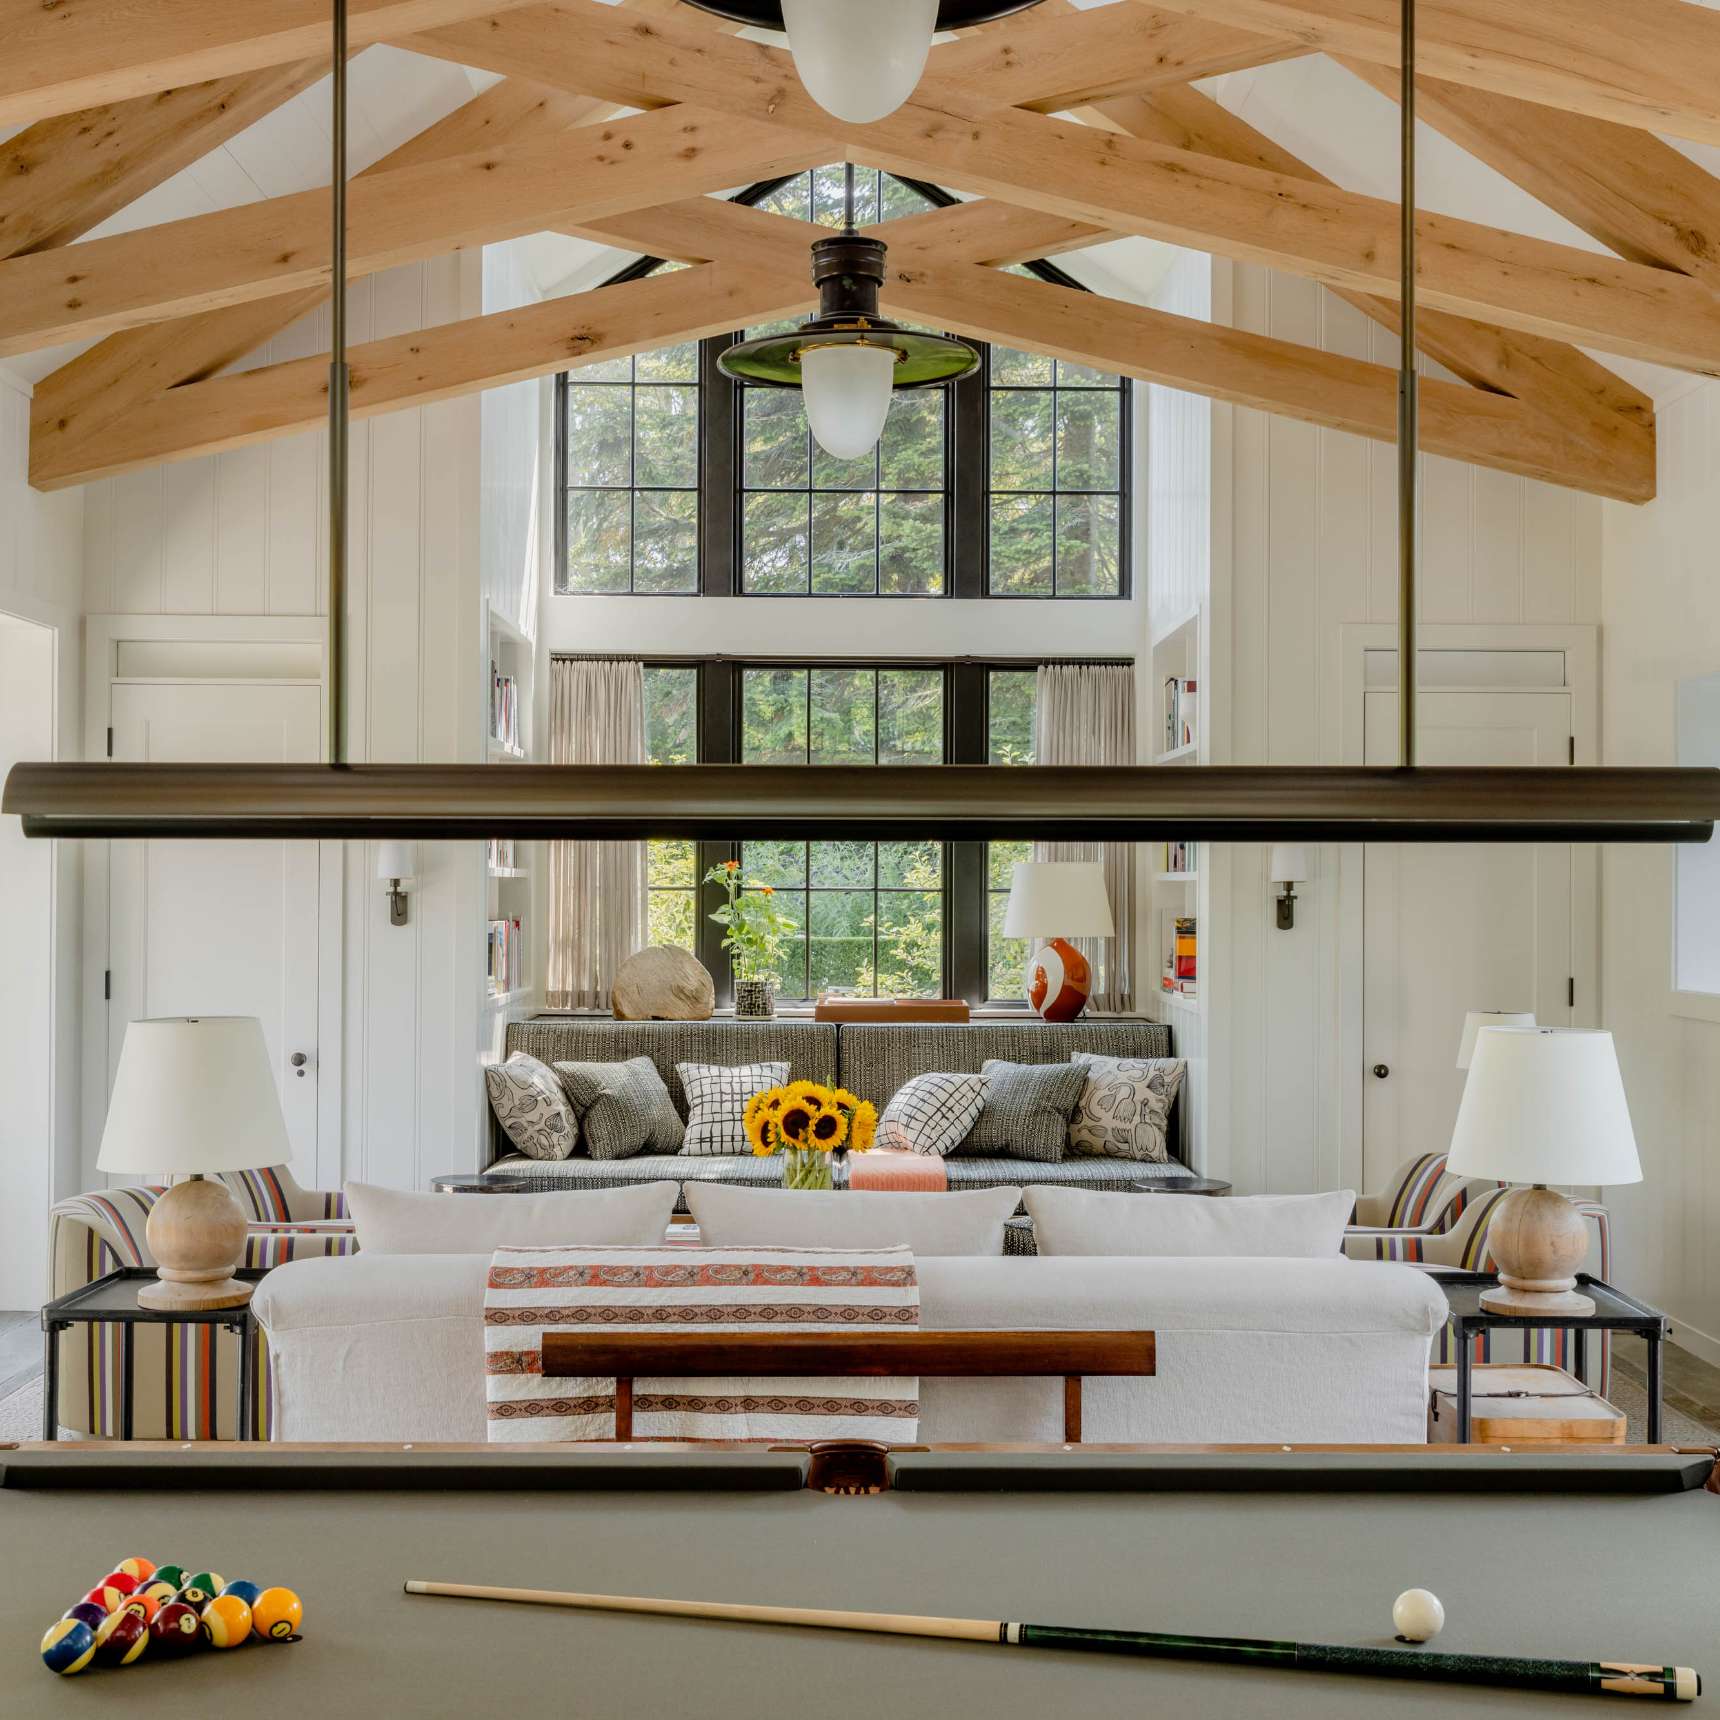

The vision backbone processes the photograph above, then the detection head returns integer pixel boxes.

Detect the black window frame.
[553,172,1132,603]
[628,655,1129,1008]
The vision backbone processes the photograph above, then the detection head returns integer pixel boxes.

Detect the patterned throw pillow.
[877,1072,989,1157]
[1067,1053,1187,1162]
[962,1059,1086,1164]
[677,1061,791,1157]
[554,1058,684,1161]
[484,1053,579,1162]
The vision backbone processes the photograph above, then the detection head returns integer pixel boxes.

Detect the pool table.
[5,1441,1717,1718]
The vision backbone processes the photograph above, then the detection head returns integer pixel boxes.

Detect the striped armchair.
[1345,1181,1615,1395]
[1349,1152,1459,1231]
[47,1174,356,1441]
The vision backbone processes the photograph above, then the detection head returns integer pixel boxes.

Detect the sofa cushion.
[344,1180,679,1253]
[678,1060,790,1156]
[483,1053,578,1162]
[1025,1186,1355,1258]
[555,1057,684,1160]
[962,1059,1085,1162]
[1068,1053,1186,1163]
[877,1071,988,1156]
[685,1184,1023,1256]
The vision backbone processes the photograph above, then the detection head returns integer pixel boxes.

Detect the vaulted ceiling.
[7,0,1720,502]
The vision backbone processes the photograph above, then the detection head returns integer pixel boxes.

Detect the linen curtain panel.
[1033,663,1136,1013]
[546,658,647,1012]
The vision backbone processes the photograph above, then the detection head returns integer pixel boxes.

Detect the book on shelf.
[486,837,519,873]
[489,662,520,752]
[1161,838,1197,876]
[1161,676,1198,753]
[487,916,524,995]
[1174,915,1197,980]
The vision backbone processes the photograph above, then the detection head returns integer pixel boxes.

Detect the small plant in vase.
[705,860,794,1018]
[745,1082,878,1190]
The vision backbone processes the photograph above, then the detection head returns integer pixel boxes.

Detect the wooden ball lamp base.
[1025,938,1093,1022]
[139,1175,253,1311]
[1478,1184,1595,1317]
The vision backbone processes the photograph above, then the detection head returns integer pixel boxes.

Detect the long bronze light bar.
[5,763,1716,843]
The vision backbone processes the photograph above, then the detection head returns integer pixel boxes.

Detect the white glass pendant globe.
[800,344,897,461]
[780,0,940,124]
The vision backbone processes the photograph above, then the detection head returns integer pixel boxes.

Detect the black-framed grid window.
[988,349,1126,597]
[643,664,700,947]
[985,669,1038,1000]
[560,345,700,594]
[740,665,945,999]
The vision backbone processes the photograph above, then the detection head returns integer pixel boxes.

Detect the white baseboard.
[1668,1313,1720,1371]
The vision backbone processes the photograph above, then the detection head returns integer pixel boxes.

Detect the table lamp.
[1446,1027,1640,1316]
[1003,861,1114,1021]
[97,1017,291,1310]
[1455,1009,1535,1069]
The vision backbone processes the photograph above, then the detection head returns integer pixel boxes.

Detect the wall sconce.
[1268,844,1308,930]
[377,840,417,927]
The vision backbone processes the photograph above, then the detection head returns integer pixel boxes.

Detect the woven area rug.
[0,1376,44,1442]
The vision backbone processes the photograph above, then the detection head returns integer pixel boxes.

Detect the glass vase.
[781,1146,834,1191]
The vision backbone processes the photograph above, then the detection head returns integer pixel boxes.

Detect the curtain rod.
[551,654,1138,668]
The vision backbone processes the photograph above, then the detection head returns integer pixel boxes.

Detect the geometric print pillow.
[877,1071,989,1157]
[677,1060,791,1157]
[484,1052,579,1162]
[1066,1053,1186,1162]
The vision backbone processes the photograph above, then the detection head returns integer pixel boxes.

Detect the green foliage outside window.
[644,666,699,948]
[987,669,1039,999]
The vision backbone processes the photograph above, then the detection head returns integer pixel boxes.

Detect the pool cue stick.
[403,1582,1698,1701]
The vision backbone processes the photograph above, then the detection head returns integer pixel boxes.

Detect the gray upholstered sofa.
[482,1017,1190,1205]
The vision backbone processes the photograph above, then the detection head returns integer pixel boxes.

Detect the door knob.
[1372,1063,1390,1079]
[290,1052,309,1077]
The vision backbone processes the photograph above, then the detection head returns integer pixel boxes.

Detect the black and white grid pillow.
[878,1072,989,1157]
[677,1060,791,1157]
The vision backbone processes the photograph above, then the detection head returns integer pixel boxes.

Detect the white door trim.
[1333,623,1599,1192]
[81,614,340,1186]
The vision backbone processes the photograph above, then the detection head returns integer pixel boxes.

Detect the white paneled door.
[108,681,323,1183]
[1361,688,1579,1191]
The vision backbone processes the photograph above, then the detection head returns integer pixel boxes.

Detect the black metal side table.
[40,1267,266,1443]
[1434,1271,1670,1443]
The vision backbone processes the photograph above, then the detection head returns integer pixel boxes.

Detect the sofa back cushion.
[344,1180,679,1253]
[837,1021,1172,1113]
[555,1057,684,1160]
[685,1184,1024,1256]
[1024,1187,1355,1258]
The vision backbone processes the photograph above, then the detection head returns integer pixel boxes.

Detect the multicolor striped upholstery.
[48,1182,357,1441]
[1344,1181,1615,1394]
[1350,1153,1455,1230]
[219,1165,350,1224]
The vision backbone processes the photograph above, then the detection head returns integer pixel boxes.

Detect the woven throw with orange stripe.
[484,1245,921,1443]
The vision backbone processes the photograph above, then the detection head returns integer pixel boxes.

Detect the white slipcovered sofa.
[254,1253,1448,1446]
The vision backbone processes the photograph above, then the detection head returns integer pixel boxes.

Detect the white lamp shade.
[97,1016,290,1176]
[1456,1009,1535,1069]
[780,0,939,123]
[1002,861,1114,940]
[800,344,897,462]
[376,840,417,881]
[1268,843,1309,884]
[1447,1027,1641,1186]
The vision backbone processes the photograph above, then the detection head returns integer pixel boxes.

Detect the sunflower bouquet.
[744,1081,878,1191]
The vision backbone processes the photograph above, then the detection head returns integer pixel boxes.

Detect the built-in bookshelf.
[1149,608,1202,1019]
[487,606,531,763]
[483,607,536,1006]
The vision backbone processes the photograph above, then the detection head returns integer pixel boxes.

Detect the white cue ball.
[1392,1589,1445,1644]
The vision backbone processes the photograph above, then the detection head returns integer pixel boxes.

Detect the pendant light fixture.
[681,0,1047,124]
[719,163,979,462]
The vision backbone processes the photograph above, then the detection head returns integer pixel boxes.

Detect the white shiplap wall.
[79,256,488,1192]
[1214,260,1603,1197]
[1601,379,1720,1364]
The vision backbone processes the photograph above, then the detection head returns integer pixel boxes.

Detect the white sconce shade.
[1003,861,1114,939]
[1455,1009,1536,1070]
[800,344,898,461]
[376,840,417,882]
[1268,843,1309,884]
[780,0,940,123]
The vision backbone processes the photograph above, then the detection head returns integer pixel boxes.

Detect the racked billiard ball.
[220,1578,263,1608]
[148,1601,202,1657]
[62,1602,107,1632]
[201,1594,252,1649]
[93,1608,149,1667]
[82,1583,125,1614]
[98,1570,140,1599]
[141,1580,178,1611]
[121,1589,162,1626]
[151,1564,187,1592]
[40,1618,97,1676]
[176,1578,217,1609]
[116,1556,156,1584]
[251,1587,303,1641]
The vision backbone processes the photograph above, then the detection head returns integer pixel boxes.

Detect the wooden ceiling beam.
[0,57,328,259]
[1133,0,1720,147]
[0,103,827,356]
[1339,57,1720,297]
[408,1,1720,375]
[0,0,535,129]
[1088,84,1653,469]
